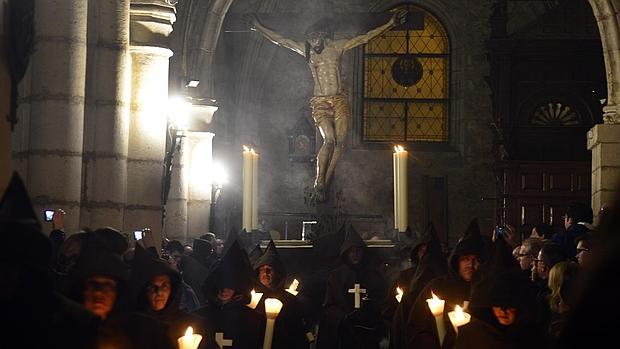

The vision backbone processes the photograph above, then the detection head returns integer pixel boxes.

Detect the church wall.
[216,0,497,244]
[0,0,11,194]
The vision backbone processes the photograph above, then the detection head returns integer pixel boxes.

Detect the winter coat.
[551,223,590,259]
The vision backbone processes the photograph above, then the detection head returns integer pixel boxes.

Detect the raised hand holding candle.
[286,279,300,296]
[263,298,284,349]
[448,305,471,333]
[177,326,202,349]
[426,291,446,346]
[247,289,263,309]
[395,287,404,303]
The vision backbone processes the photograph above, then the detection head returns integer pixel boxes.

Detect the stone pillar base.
[588,123,620,223]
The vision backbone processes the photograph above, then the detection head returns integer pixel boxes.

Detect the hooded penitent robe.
[390,224,449,349]
[456,268,545,349]
[405,218,488,349]
[316,226,387,349]
[253,240,309,349]
[194,240,263,349]
[182,238,215,305]
[0,173,100,349]
[131,244,207,347]
[69,246,175,349]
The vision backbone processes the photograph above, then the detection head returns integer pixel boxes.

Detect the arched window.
[363,5,449,142]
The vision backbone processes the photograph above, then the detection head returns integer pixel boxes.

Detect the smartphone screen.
[44,210,54,222]
[134,230,143,240]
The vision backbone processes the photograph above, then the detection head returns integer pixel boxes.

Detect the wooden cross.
[348,283,367,309]
[215,332,233,348]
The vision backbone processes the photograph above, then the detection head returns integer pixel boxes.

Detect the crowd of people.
[2,171,618,349]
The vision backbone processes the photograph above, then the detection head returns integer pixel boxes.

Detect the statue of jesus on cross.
[249,9,407,204]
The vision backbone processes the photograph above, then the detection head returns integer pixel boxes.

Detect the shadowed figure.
[248,9,407,204]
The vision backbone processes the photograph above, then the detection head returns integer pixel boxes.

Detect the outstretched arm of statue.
[247,14,305,56]
[339,8,407,51]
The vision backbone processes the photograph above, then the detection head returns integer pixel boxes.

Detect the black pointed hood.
[410,223,437,262]
[203,239,253,303]
[253,240,286,289]
[449,218,487,273]
[339,224,366,258]
[482,236,520,277]
[248,243,263,265]
[409,223,449,293]
[0,172,41,229]
[192,238,213,266]
[0,172,51,272]
[131,244,181,312]
[254,240,284,271]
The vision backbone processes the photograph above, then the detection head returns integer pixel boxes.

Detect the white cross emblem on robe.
[348,283,367,309]
[215,332,233,348]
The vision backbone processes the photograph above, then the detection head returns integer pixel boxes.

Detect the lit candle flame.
[395,287,403,303]
[286,279,300,296]
[265,298,284,318]
[243,145,250,152]
[185,326,193,337]
[247,289,263,309]
[426,290,445,317]
[448,304,471,329]
[394,145,405,152]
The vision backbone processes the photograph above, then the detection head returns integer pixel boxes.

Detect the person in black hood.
[316,225,387,349]
[406,218,488,349]
[390,224,449,349]
[253,240,309,349]
[131,244,206,347]
[0,172,99,349]
[69,246,174,349]
[194,239,263,348]
[182,238,215,305]
[456,269,544,349]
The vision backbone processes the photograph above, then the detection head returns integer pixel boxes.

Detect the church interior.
[1,0,620,348]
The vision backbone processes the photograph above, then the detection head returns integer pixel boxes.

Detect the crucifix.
[215,332,233,348]
[348,283,367,309]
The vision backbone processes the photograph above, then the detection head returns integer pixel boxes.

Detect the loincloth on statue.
[309,92,350,125]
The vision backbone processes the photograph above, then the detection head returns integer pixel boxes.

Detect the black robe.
[194,298,263,349]
[254,285,309,349]
[317,263,387,349]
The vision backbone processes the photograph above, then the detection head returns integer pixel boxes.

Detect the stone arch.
[589,0,620,124]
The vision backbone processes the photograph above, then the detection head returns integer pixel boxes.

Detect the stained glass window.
[363,5,449,142]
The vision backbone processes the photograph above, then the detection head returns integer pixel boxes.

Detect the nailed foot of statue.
[304,184,326,206]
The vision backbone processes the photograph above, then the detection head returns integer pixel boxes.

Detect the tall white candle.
[393,148,400,231]
[177,327,202,349]
[263,298,283,349]
[393,145,408,232]
[242,146,259,231]
[426,291,446,346]
[251,148,259,230]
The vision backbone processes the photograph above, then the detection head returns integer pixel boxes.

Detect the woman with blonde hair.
[547,261,579,342]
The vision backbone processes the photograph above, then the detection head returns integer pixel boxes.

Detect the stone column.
[164,134,189,242]
[82,0,131,229]
[21,0,88,232]
[588,125,620,222]
[186,131,214,239]
[588,0,620,222]
[0,0,11,192]
[125,1,175,241]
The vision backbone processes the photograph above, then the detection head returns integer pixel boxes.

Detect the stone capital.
[130,0,176,47]
[603,104,620,124]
